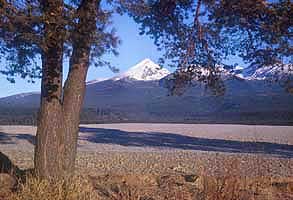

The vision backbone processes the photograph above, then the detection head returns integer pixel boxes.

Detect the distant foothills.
[0,59,293,125]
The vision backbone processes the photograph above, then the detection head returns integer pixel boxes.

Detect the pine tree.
[0,0,291,180]
[0,0,119,179]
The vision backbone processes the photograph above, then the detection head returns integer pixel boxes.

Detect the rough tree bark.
[34,0,66,179]
[62,0,98,175]
[34,0,98,179]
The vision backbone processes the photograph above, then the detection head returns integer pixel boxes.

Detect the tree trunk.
[61,0,98,174]
[34,45,65,178]
[34,0,66,179]
[62,48,90,174]
[34,0,98,180]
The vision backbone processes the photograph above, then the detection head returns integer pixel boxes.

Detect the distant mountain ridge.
[2,59,291,101]
[246,64,293,80]
[0,59,292,125]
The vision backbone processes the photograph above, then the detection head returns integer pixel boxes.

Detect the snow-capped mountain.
[180,63,292,81]
[85,59,250,85]
[85,58,170,84]
[1,59,293,125]
[160,64,244,87]
[86,78,108,85]
[0,58,170,106]
[112,58,170,81]
[245,64,293,80]
[215,65,244,79]
[85,60,292,83]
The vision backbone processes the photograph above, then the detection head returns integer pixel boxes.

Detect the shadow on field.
[79,127,293,158]
[0,132,35,145]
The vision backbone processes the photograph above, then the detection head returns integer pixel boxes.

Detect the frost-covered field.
[1,123,292,151]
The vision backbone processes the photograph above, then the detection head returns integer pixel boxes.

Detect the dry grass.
[8,175,98,200]
[6,171,292,200]
[193,157,293,200]
[1,151,292,200]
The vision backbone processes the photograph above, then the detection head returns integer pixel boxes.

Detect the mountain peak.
[246,63,293,80]
[113,58,170,81]
[86,78,107,85]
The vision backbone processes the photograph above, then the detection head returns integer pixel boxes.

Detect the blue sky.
[0,13,245,98]
[0,14,167,98]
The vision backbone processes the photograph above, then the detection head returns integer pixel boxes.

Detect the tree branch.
[185,0,202,63]
[62,0,100,110]
[0,0,43,48]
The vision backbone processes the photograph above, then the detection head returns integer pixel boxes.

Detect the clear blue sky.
[0,14,166,98]
[0,13,245,98]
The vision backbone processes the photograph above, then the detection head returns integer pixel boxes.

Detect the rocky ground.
[0,124,293,199]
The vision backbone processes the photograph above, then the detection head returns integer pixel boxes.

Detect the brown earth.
[0,124,292,199]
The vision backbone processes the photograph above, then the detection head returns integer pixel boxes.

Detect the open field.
[1,123,293,199]
[0,124,293,174]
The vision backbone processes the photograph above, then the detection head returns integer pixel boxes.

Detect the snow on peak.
[179,64,244,79]
[86,78,108,85]
[113,58,170,81]
[0,92,40,100]
[246,64,293,80]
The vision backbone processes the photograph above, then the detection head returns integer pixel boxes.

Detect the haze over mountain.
[0,59,292,125]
